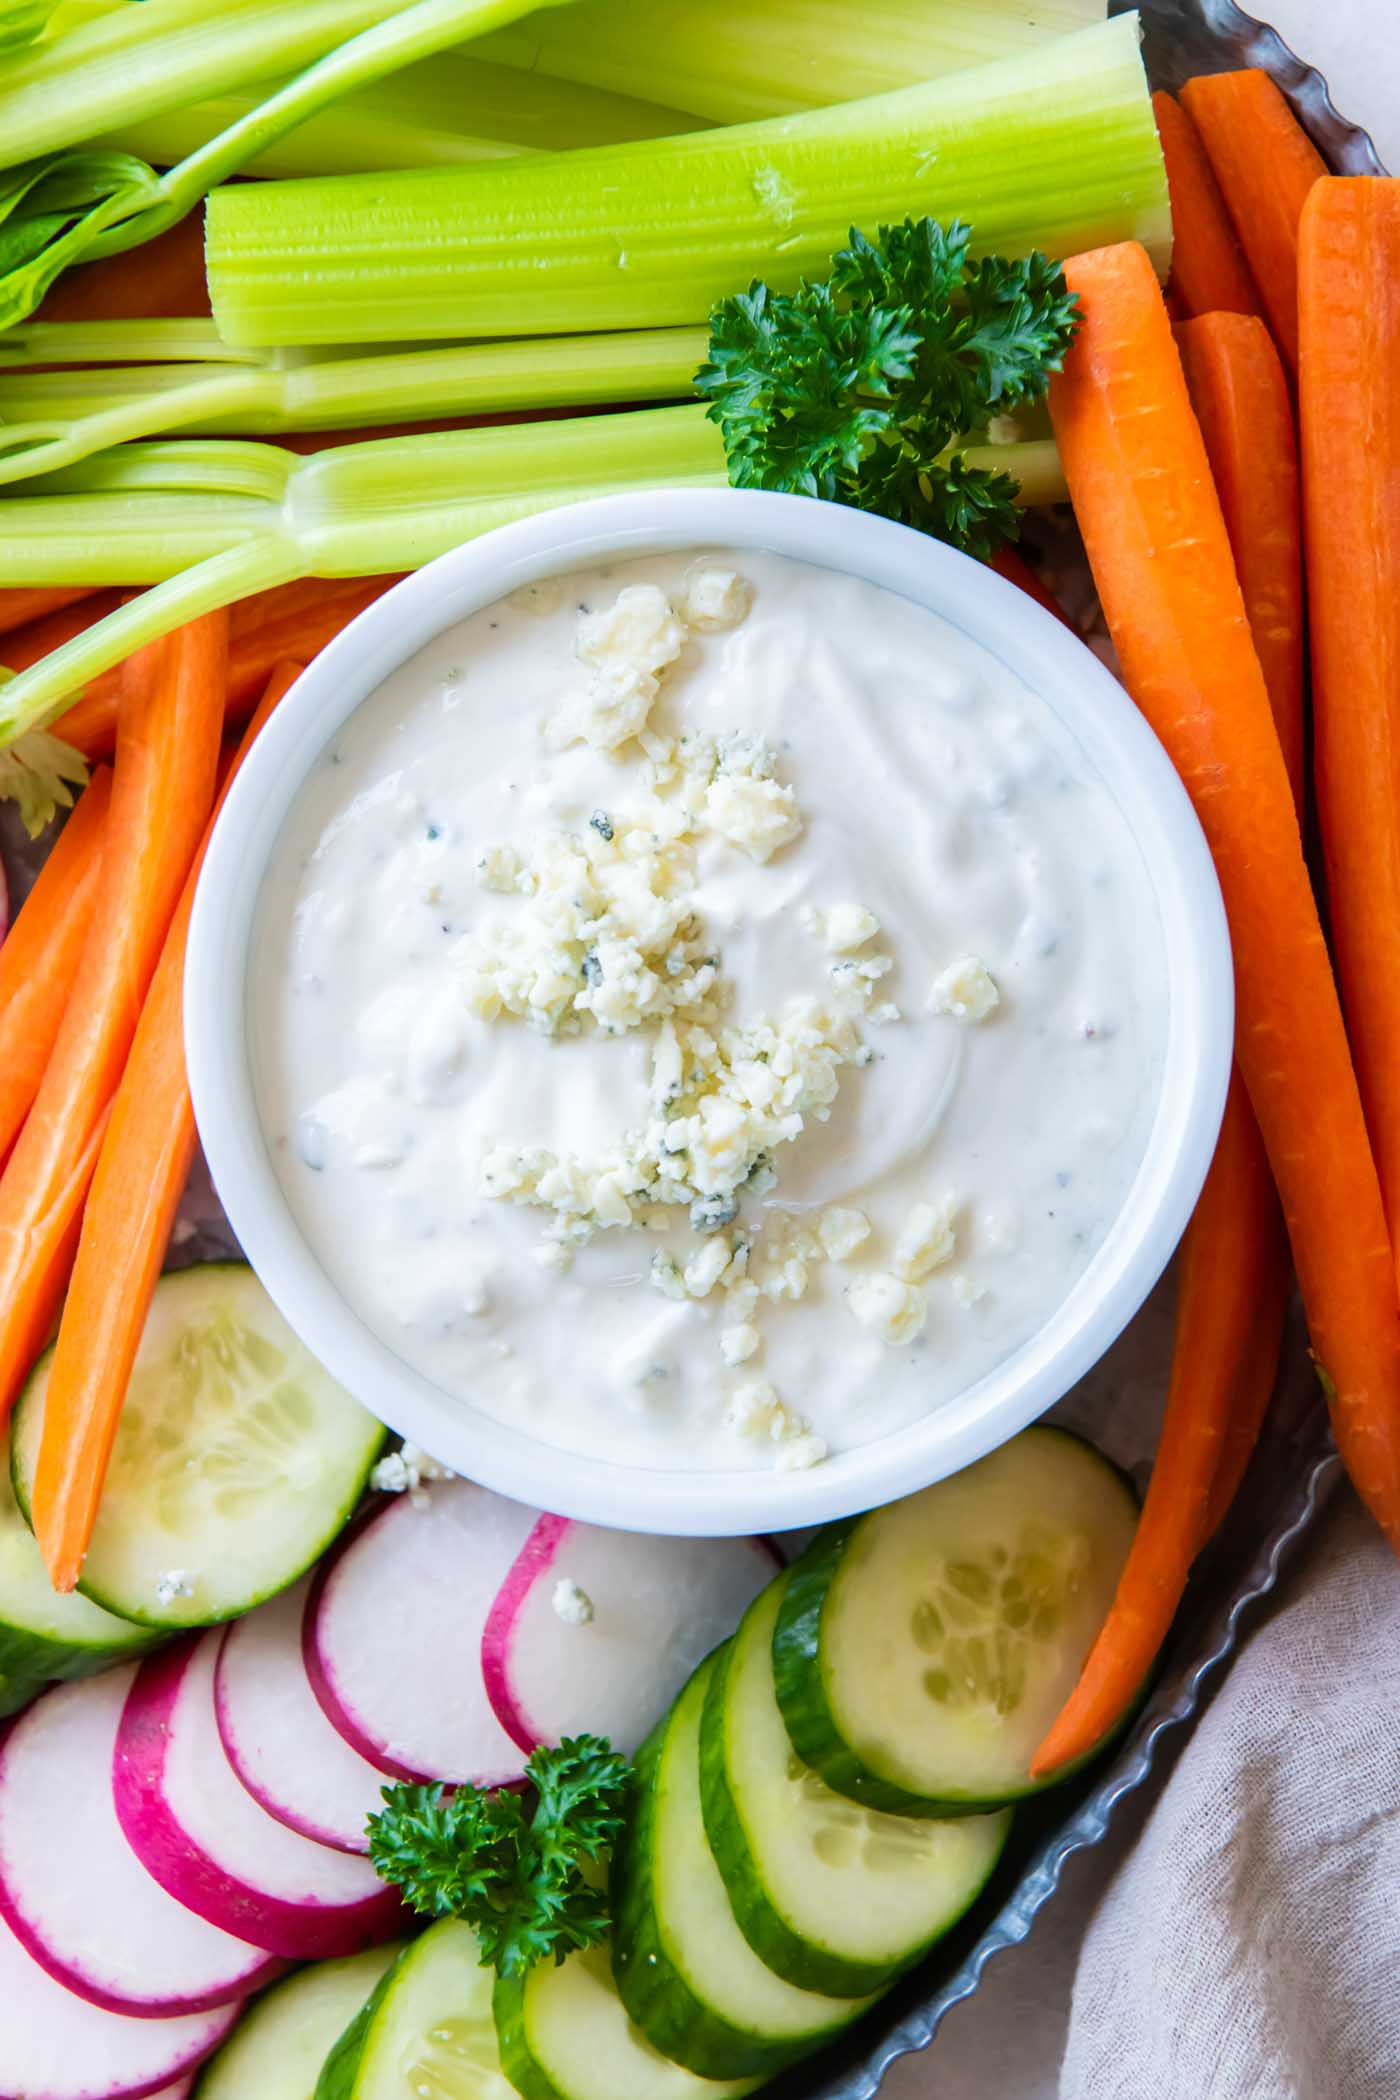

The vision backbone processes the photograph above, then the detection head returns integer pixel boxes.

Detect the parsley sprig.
[696,216,1080,560]
[367,1736,631,1979]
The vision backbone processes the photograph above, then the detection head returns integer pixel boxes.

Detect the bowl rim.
[186,487,1233,1536]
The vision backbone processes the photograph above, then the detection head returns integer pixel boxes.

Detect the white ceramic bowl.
[187,488,1233,1537]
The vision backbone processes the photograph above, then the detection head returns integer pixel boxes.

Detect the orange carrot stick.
[988,546,1073,629]
[32,661,304,1590]
[1299,178,1400,1270]
[1031,1071,1289,1775]
[1176,311,1304,807]
[1152,91,1264,322]
[0,772,112,1164]
[1179,69,1326,371]
[38,212,210,324]
[0,613,226,1419]
[1034,303,1303,1773]
[1048,239,1400,1556]
[0,590,100,641]
[0,592,127,677]
[54,575,399,761]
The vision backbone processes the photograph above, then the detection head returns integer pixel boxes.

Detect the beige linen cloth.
[893,1490,1400,2099]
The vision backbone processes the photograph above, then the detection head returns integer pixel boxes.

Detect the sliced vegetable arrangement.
[0,5,1397,2094]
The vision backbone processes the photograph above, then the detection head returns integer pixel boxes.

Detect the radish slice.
[0,1672,280,2018]
[0,1907,235,2100]
[113,1634,405,1961]
[306,1482,537,1784]
[216,1575,387,1855]
[482,1518,778,1754]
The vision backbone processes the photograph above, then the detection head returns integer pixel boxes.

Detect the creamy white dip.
[251,548,1166,1475]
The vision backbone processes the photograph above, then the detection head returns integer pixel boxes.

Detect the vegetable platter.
[0,0,1393,2097]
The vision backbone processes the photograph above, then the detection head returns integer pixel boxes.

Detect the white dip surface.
[251,548,1166,1476]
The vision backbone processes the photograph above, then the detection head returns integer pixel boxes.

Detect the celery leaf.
[0,677,90,836]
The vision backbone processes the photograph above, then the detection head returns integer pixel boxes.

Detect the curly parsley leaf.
[0,683,90,836]
[696,216,1079,558]
[367,1735,631,1981]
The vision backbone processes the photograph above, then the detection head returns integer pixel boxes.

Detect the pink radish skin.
[0,1673,280,2018]
[306,1482,536,1785]
[482,1519,779,1755]
[0,1907,236,2100]
[216,1575,388,1856]
[114,1635,405,1962]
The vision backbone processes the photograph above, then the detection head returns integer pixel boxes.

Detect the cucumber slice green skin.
[611,1654,863,2080]
[773,1427,1141,1817]
[0,1426,158,1717]
[495,1942,761,2100]
[194,1943,406,2099]
[316,1918,514,2100]
[10,1263,387,1631]
[700,1581,1012,2001]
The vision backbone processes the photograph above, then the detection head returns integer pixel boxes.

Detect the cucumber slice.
[612,1654,873,2079]
[10,1264,386,1630]
[700,1581,1010,1998]
[494,1942,761,2100]
[0,1424,157,1718]
[315,1920,516,2100]
[774,1427,1139,1815]
[194,1944,407,2100]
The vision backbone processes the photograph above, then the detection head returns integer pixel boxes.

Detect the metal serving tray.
[780,6,1383,2092]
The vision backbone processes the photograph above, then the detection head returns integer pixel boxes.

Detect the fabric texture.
[1060,1491,1400,2099]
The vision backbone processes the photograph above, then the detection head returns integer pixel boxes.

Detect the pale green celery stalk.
[0,0,56,52]
[0,0,499,163]
[0,320,255,368]
[476,0,1106,124]
[77,0,581,268]
[207,16,1170,349]
[0,327,706,483]
[94,54,700,179]
[0,414,1065,738]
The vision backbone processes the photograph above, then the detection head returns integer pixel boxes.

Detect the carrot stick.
[38,212,210,324]
[1034,301,1303,1772]
[988,546,1073,629]
[1152,91,1264,322]
[1179,69,1327,371]
[32,661,304,1591]
[1299,178,1400,1272]
[0,772,112,1164]
[0,593,127,678]
[1048,239,1400,1557]
[1176,312,1304,807]
[0,590,100,641]
[54,574,399,761]
[0,613,226,1419]
[1031,1070,1289,1776]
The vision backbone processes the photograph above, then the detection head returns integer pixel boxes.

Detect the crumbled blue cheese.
[930,956,1000,1024]
[817,1207,872,1261]
[846,1270,929,1345]
[720,1322,761,1366]
[893,1195,958,1281]
[370,1442,457,1497]
[726,1379,828,1470]
[681,566,752,632]
[829,950,895,1015]
[704,773,803,863]
[476,843,529,894]
[951,1272,987,1308]
[548,583,688,753]
[155,1570,193,1607]
[803,902,880,953]
[683,1237,732,1299]
[551,1577,595,1626]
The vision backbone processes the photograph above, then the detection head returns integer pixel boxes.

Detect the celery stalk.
[0,320,258,368]
[206,17,1169,349]
[0,411,1064,736]
[93,55,701,179]
[0,0,495,163]
[475,0,1107,124]
[0,0,55,51]
[0,328,706,482]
